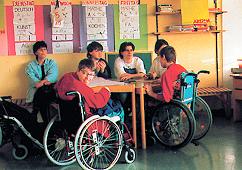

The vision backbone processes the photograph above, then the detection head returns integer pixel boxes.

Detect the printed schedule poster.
[83,0,109,51]
[51,0,74,54]
[13,0,36,55]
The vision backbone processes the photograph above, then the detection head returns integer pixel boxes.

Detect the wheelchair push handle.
[197,70,210,75]
[0,96,12,101]
[66,91,80,97]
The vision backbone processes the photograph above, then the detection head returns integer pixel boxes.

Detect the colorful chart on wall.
[113,4,148,51]
[181,0,209,25]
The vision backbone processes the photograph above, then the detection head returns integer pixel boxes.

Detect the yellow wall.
[0,0,222,98]
[0,53,86,98]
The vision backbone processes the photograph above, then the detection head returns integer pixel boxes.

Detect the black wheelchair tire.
[152,99,196,149]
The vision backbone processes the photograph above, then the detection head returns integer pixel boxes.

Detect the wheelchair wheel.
[43,115,76,166]
[124,148,136,164]
[75,117,122,170]
[12,144,28,160]
[152,100,196,149]
[193,96,213,140]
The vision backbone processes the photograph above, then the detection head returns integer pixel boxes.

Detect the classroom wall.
[0,53,86,98]
[0,0,221,99]
[222,0,242,88]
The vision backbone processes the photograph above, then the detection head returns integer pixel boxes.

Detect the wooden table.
[92,83,137,148]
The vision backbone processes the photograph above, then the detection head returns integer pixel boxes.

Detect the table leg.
[131,85,137,148]
[140,87,146,149]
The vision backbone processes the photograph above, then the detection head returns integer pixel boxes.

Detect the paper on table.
[89,77,126,87]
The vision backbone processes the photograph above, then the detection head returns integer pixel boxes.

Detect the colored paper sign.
[181,0,209,25]
[119,0,139,5]
[82,0,108,6]
[0,0,4,32]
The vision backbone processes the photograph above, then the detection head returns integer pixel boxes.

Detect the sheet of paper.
[87,40,108,51]
[89,77,126,87]
[15,34,36,41]
[181,0,209,25]
[119,3,140,39]
[52,41,73,54]
[82,0,108,6]
[86,17,108,40]
[85,6,108,41]
[13,5,35,24]
[15,42,34,55]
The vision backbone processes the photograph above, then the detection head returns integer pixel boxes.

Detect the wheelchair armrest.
[0,96,12,101]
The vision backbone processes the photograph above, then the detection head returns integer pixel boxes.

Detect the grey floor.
[0,116,242,170]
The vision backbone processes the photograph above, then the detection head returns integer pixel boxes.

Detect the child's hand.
[104,87,111,96]
[150,72,157,79]
[144,84,153,95]
[120,73,132,81]
[97,61,106,73]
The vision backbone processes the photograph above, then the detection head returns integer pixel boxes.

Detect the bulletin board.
[113,4,148,51]
[0,1,149,56]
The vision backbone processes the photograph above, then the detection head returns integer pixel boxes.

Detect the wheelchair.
[0,96,45,160]
[150,70,213,149]
[43,91,136,169]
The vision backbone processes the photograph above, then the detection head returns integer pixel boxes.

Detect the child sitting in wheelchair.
[55,58,124,132]
[144,46,195,148]
[54,58,135,169]
[144,45,186,102]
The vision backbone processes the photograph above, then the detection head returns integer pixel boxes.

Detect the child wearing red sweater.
[145,46,186,102]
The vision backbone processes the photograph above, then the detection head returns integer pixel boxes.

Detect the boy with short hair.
[145,46,186,103]
[148,39,169,79]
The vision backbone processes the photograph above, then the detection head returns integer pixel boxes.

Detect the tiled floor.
[0,116,242,170]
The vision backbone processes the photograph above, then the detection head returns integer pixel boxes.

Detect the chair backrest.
[179,72,196,105]
[105,52,153,78]
[57,96,85,134]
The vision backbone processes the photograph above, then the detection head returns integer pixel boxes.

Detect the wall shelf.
[209,10,227,14]
[153,30,226,35]
[155,10,181,15]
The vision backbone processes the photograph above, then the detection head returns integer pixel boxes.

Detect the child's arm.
[144,84,163,101]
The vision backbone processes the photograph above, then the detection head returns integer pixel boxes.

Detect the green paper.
[114,4,148,51]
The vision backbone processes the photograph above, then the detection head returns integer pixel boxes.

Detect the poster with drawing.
[84,0,108,51]
[50,0,73,53]
[119,0,140,39]
[13,0,36,55]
